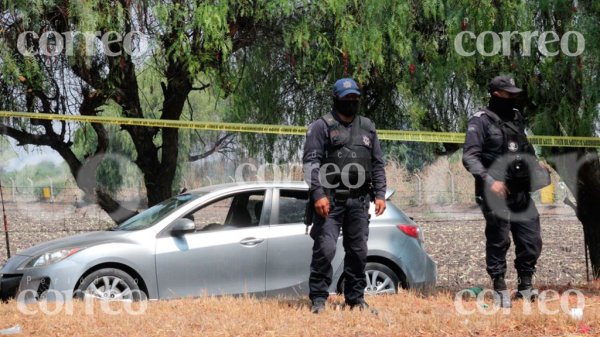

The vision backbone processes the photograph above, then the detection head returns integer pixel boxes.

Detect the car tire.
[75,268,146,301]
[364,262,400,295]
[338,262,400,296]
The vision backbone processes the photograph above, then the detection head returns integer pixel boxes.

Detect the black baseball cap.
[489,76,523,94]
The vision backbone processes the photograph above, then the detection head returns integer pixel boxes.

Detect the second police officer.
[303,78,387,314]
[463,76,550,308]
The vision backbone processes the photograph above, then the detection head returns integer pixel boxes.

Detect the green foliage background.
[1,0,599,195]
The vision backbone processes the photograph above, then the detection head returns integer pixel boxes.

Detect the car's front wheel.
[75,268,146,301]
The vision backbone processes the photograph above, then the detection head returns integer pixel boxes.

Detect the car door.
[155,189,271,299]
[265,188,344,296]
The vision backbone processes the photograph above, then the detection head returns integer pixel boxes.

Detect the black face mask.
[489,96,517,120]
[334,99,359,117]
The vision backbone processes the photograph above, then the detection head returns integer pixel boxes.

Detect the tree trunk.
[0,124,137,224]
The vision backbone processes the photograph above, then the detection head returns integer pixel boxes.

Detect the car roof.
[188,181,309,194]
[188,181,396,200]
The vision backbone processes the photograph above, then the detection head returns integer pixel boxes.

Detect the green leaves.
[2,0,598,194]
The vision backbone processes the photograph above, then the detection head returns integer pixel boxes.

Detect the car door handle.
[240,237,264,246]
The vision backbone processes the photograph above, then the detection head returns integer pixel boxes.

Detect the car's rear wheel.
[338,262,400,296]
[75,268,145,301]
[364,263,399,295]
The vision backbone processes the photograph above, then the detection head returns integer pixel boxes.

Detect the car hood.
[16,230,134,257]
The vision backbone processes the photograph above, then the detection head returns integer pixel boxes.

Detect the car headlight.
[21,248,83,269]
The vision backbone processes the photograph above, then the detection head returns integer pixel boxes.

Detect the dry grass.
[1,288,599,337]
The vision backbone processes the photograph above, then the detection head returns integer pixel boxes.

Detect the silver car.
[0,182,436,302]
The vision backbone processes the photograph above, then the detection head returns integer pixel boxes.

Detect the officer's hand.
[314,197,330,218]
[374,199,386,216]
[491,180,510,199]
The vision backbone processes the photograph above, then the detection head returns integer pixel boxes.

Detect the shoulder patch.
[473,110,486,118]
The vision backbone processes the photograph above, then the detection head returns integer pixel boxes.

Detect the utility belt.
[304,184,373,234]
[325,185,373,202]
[303,186,371,235]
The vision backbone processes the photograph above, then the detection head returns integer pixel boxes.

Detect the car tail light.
[397,225,419,239]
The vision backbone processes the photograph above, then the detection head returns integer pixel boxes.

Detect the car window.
[118,193,202,231]
[245,194,265,226]
[183,190,266,232]
[184,196,234,231]
[277,189,308,225]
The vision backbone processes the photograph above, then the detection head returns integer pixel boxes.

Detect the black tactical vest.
[483,108,535,192]
[321,112,373,189]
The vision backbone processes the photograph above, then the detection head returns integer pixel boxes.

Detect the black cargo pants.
[478,189,542,278]
[309,193,370,304]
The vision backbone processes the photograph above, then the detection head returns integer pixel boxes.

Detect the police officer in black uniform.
[463,76,549,308]
[303,78,387,314]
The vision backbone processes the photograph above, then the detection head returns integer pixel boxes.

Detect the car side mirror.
[170,218,196,236]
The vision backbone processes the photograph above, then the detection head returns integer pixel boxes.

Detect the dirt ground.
[405,203,587,290]
[0,200,589,291]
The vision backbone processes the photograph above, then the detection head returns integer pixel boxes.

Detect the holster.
[304,194,314,234]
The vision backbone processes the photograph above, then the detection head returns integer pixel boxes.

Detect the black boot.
[310,298,326,314]
[492,275,512,308]
[346,299,378,315]
[516,273,538,301]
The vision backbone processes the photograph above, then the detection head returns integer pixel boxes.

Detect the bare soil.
[0,201,588,291]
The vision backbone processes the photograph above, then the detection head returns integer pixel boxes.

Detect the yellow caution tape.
[1,111,599,148]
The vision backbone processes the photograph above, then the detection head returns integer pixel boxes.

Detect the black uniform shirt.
[303,112,387,201]
[462,109,535,192]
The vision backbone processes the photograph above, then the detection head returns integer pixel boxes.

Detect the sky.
[2,138,64,172]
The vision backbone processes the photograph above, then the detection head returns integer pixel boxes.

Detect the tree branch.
[191,84,211,91]
[188,134,235,162]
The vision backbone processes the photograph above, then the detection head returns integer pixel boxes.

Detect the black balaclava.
[488,95,517,121]
[334,98,359,118]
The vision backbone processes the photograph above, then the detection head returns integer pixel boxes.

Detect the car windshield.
[116,193,203,231]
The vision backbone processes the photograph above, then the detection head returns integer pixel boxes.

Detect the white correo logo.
[343,81,352,89]
[508,141,519,152]
[454,30,585,57]
[509,78,516,86]
[16,30,152,57]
